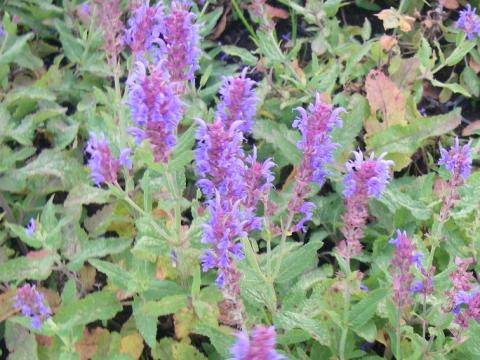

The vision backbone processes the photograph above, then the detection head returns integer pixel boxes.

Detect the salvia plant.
[0,1,479,359]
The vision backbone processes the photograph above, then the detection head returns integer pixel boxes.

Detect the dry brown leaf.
[79,265,96,291]
[265,4,289,19]
[35,335,53,347]
[399,15,415,32]
[365,69,407,132]
[469,57,480,74]
[210,7,230,40]
[379,35,398,52]
[75,328,109,360]
[462,120,480,136]
[440,0,459,9]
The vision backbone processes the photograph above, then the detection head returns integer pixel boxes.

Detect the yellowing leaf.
[365,69,407,136]
[376,8,414,32]
[120,332,144,360]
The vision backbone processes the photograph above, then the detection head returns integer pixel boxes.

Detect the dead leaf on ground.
[376,8,415,32]
[265,4,289,19]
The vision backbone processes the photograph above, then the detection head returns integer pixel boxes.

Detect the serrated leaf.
[140,295,188,317]
[133,297,157,348]
[69,237,132,267]
[221,45,258,66]
[53,291,122,331]
[64,184,110,208]
[276,241,324,284]
[445,40,476,67]
[274,311,330,346]
[0,254,58,282]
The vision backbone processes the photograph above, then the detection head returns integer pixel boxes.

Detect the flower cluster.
[13,284,51,329]
[455,5,480,40]
[124,3,163,58]
[195,72,273,297]
[287,95,344,231]
[127,62,182,163]
[445,257,479,329]
[230,325,283,360]
[438,137,472,222]
[389,230,422,308]
[93,0,123,67]
[195,120,246,200]
[337,151,394,259]
[199,194,246,291]
[25,218,37,236]
[216,68,258,134]
[85,132,132,185]
[160,0,200,84]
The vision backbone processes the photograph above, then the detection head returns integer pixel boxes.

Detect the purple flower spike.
[343,151,394,199]
[25,218,37,236]
[195,119,246,200]
[230,325,284,360]
[438,137,472,181]
[438,137,472,221]
[389,230,417,308]
[338,151,394,259]
[288,95,344,232]
[124,3,163,57]
[161,0,200,84]
[85,133,131,185]
[13,284,51,329]
[127,62,182,162]
[199,193,246,294]
[216,69,258,134]
[455,5,480,40]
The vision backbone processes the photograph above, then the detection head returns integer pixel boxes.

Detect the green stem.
[272,212,294,281]
[231,0,259,44]
[396,306,402,360]
[339,260,351,360]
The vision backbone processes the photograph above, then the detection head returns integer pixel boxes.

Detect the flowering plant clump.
[1,1,480,359]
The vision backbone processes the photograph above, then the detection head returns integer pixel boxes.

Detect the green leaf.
[254,120,301,165]
[53,291,122,332]
[192,324,234,358]
[5,321,39,360]
[366,108,462,170]
[6,223,42,248]
[349,288,389,329]
[14,149,87,191]
[140,295,188,317]
[445,40,476,67]
[133,296,157,348]
[64,184,110,208]
[68,237,132,268]
[54,20,84,63]
[221,45,258,66]
[276,240,324,284]
[274,311,330,346]
[431,79,471,97]
[0,254,58,282]
[418,37,432,68]
[0,33,34,66]
[89,258,144,292]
